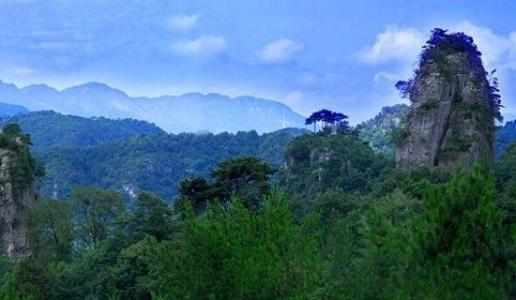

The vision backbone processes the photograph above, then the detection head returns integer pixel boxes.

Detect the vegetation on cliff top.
[0,124,44,194]
[396,28,502,122]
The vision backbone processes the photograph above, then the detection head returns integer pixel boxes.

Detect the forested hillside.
[5,109,516,202]
[2,117,514,299]
[38,129,305,201]
[0,111,165,151]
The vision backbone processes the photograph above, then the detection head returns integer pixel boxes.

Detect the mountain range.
[0,80,306,133]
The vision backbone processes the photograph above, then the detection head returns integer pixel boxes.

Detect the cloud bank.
[359,22,516,71]
[358,27,425,64]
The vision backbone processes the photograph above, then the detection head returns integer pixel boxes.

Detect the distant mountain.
[0,102,29,117]
[0,80,306,133]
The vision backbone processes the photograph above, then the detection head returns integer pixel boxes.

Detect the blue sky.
[1,0,516,123]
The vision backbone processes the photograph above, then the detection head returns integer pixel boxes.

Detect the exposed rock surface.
[0,148,36,260]
[396,50,495,169]
[0,127,39,260]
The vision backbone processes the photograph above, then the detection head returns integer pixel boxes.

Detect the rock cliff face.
[0,150,36,260]
[0,127,39,260]
[395,29,499,169]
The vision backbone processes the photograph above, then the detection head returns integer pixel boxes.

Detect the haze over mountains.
[0,80,305,133]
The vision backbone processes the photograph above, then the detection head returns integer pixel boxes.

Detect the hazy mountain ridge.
[0,80,306,133]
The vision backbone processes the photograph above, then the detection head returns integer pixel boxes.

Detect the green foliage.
[148,194,329,299]
[35,127,304,202]
[112,237,157,300]
[281,133,393,214]
[389,126,409,148]
[177,177,212,213]
[0,274,22,300]
[4,162,515,299]
[27,198,73,262]
[0,123,44,194]
[442,131,473,154]
[372,166,452,199]
[408,165,507,298]
[211,156,275,210]
[12,258,53,300]
[336,165,511,299]
[70,187,125,248]
[177,156,275,212]
[432,47,456,80]
[348,190,420,299]
[1,111,165,150]
[131,192,177,242]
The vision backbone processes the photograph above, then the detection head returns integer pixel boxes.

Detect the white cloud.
[358,27,425,64]
[256,39,304,64]
[452,21,516,70]
[172,36,227,57]
[359,22,516,71]
[361,22,516,118]
[167,14,199,32]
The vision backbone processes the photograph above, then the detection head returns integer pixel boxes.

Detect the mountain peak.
[62,82,128,97]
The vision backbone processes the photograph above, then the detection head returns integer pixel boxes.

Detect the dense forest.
[0,121,514,299]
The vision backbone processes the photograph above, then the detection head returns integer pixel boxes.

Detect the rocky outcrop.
[0,127,39,260]
[0,151,35,260]
[396,30,497,169]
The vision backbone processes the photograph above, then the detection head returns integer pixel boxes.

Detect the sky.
[1,0,516,123]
